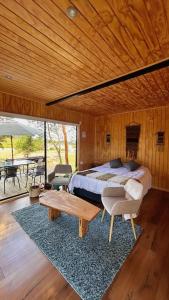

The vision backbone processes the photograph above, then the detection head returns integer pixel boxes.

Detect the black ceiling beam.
[46,58,169,106]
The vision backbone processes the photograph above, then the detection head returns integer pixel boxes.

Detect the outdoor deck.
[0,173,45,200]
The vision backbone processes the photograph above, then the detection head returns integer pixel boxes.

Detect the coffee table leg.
[79,218,88,238]
[48,208,61,221]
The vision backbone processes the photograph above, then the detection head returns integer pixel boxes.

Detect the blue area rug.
[12,204,141,300]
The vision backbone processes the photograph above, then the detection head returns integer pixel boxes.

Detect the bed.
[69,162,152,204]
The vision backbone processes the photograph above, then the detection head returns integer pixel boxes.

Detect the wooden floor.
[0,189,169,300]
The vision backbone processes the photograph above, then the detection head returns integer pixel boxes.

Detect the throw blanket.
[76,170,97,176]
[77,170,130,184]
[96,173,115,181]
[108,175,131,185]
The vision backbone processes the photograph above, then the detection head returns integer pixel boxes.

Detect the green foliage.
[32,137,43,152]
[0,137,11,148]
[0,137,5,148]
[15,136,43,155]
[15,136,32,155]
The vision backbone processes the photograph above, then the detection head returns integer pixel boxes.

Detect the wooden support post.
[79,218,88,238]
[48,208,61,221]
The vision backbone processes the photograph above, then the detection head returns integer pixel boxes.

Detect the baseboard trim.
[152,186,169,193]
[0,192,28,204]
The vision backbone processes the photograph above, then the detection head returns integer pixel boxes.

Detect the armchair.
[48,164,72,191]
[101,179,143,242]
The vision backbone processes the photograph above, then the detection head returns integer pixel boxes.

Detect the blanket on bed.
[77,170,130,184]
[76,170,97,176]
[96,173,115,181]
[108,175,131,185]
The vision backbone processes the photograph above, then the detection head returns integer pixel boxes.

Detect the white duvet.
[69,163,152,196]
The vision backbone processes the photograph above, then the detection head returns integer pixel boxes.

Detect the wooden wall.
[0,92,95,170]
[95,106,169,191]
[1,91,169,191]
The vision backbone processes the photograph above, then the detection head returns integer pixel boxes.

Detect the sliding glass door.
[0,116,44,200]
[0,116,77,201]
[46,121,77,175]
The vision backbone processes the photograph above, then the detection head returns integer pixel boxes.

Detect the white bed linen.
[69,165,152,196]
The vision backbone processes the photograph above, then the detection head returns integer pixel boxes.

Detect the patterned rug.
[12,204,141,300]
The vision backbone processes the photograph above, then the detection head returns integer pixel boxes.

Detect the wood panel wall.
[1,91,169,191]
[95,106,169,191]
[0,92,95,170]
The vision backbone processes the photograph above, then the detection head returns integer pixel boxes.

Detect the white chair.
[101,179,144,242]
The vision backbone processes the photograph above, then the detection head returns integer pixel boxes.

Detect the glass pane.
[46,122,77,175]
[0,116,44,200]
[0,116,77,201]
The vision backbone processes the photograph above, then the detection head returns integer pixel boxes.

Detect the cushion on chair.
[110,158,123,168]
[51,176,70,186]
[102,195,141,215]
[125,192,134,201]
[102,186,125,197]
[54,164,72,174]
[102,196,126,215]
[124,179,143,201]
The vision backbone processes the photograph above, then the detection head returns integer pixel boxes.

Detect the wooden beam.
[46,58,169,106]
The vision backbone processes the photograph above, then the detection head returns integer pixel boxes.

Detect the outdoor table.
[0,159,35,176]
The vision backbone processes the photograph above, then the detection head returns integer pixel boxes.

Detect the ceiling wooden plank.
[0,0,109,80]
[0,46,82,93]
[71,0,135,69]
[0,0,169,114]
[0,24,95,86]
[47,58,169,105]
[49,0,127,75]
[57,68,169,115]
[89,0,144,66]
[0,6,99,82]
[34,0,122,77]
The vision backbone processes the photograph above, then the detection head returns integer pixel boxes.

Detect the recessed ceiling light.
[66,6,78,19]
[4,75,13,80]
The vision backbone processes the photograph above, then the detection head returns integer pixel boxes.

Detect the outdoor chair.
[101,179,144,242]
[6,159,22,177]
[48,164,72,191]
[4,166,21,194]
[25,159,45,187]
[0,168,4,181]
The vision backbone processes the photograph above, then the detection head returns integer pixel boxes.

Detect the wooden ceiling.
[0,0,169,115]
[58,68,169,115]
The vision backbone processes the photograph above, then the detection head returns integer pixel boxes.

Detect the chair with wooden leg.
[101,179,144,242]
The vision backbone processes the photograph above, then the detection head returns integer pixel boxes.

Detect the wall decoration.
[82,131,86,138]
[126,124,140,159]
[106,133,111,144]
[156,131,165,145]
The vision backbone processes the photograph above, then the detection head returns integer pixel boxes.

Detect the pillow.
[124,160,140,171]
[102,162,110,167]
[110,158,123,168]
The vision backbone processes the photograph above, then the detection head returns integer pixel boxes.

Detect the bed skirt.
[73,187,101,204]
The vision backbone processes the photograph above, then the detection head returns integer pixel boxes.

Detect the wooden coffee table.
[39,190,100,238]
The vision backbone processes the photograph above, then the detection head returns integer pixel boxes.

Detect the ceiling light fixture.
[66,6,78,19]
